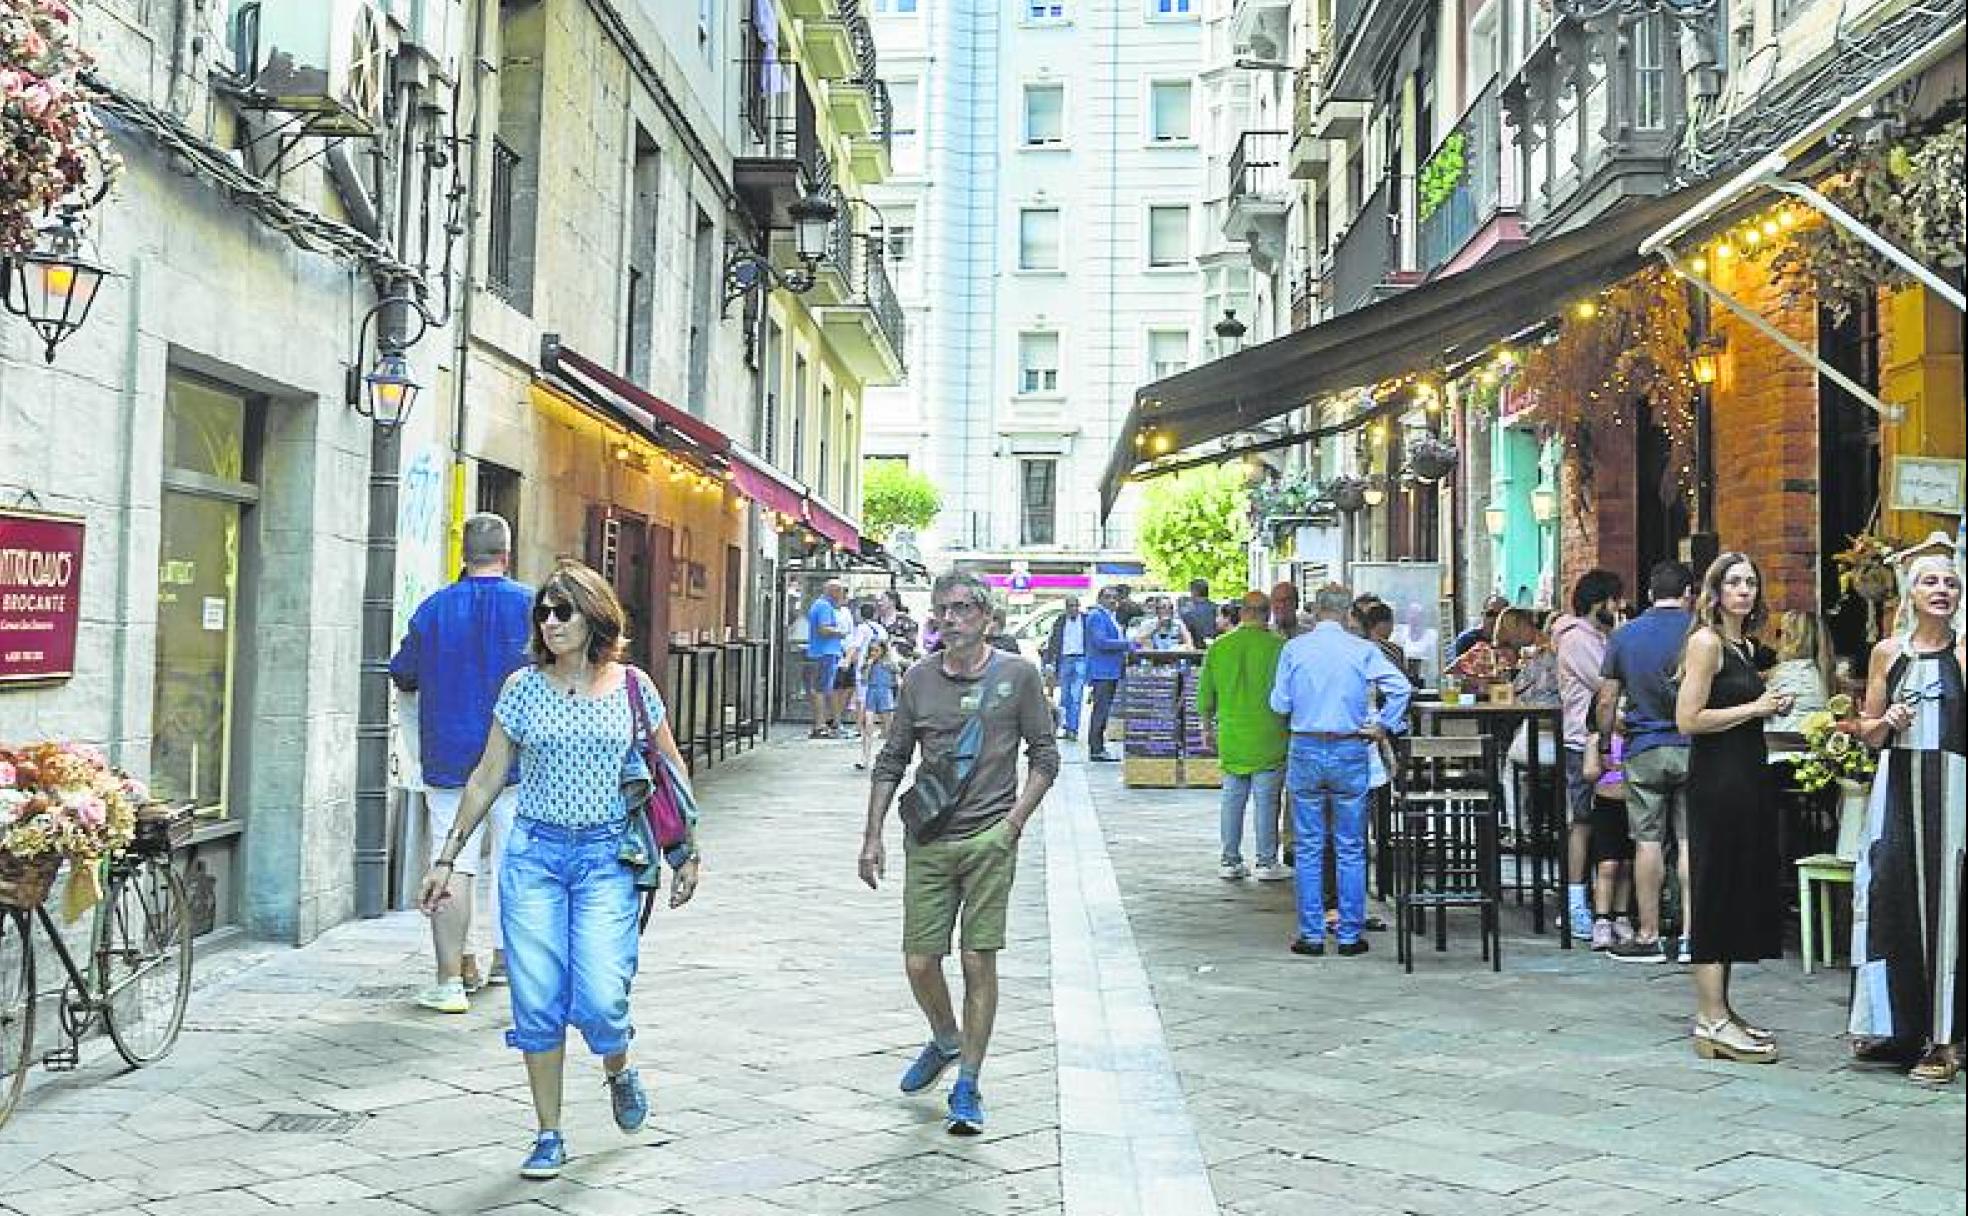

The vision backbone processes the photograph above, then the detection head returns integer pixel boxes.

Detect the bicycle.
[0,804,195,1129]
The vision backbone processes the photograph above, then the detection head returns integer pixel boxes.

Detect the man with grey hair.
[807,578,851,737]
[390,511,534,1012]
[1271,582,1412,957]
[861,570,1059,1136]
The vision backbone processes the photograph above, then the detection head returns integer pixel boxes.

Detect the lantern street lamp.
[1214,308,1247,356]
[1691,336,1725,386]
[1484,503,1508,537]
[1530,483,1558,523]
[346,288,435,432]
[1362,476,1386,508]
[2,212,111,363]
[722,191,841,315]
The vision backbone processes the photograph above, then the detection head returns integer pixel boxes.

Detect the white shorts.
[424,785,517,876]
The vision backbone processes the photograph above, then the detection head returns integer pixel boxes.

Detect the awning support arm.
[1657,249,1903,421]
[1763,177,1967,313]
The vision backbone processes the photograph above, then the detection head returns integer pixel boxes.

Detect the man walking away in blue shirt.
[1271,583,1413,956]
[390,513,534,1013]
[807,580,850,737]
[1083,587,1131,761]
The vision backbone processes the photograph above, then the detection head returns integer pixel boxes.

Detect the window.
[890,79,921,173]
[792,354,808,480]
[1147,205,1190,267]
[875,0,920,12]
[1020,460,1057,546]
[885,208,916,289]
[759,321,782,462]
[1149,0,1194,15]
[154,373,262,818]
[818,385,833,499]
[487,137,524,302]
[1018,331,1061,395]
[625,131,660,385]
[1024,84,1065,145]
[1634,13,1665,130]
[1018,207,1061,270]
[1149,81,1192,142]
[477,461,522,575]
[1026,0,1065,17]
[1147,329,1190,379]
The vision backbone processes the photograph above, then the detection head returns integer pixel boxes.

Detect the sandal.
[1727,1012,1774,1043]
[1908,1044,1960,1086]
[1851,1037,1920,1065]
[1693,1016,1779,1064]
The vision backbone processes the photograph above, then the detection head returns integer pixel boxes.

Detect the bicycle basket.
[131,804,195,856]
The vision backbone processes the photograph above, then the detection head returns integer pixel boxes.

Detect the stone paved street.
[2,737,1961,1216]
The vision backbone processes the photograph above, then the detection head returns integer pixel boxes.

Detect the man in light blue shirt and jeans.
[1270,583,1413,956]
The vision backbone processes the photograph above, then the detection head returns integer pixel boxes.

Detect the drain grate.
[259,1112,368,1135]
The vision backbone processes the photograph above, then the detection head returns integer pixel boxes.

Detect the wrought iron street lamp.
[346,288,435,432]
[722,192,841,315]
[2,213,110,363]
[1214,308,1247,355]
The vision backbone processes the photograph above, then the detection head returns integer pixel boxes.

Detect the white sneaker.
[1254,863,1293,882]
[415,979,469,1014]
[1218,862,1250,880]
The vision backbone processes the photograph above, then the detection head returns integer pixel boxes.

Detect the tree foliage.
[1138,465,1250,595]
[859,461,942,540]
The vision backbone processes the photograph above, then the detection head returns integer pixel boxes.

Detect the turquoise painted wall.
[1488,426,1547,606]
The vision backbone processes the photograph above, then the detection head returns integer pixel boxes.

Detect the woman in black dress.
[1676,553,1793,1063]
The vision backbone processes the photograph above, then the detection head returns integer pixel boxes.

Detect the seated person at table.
[1763,610,1832,734]
[1582,732,1637,952]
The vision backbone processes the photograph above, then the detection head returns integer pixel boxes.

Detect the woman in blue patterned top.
[418,560,699,1179]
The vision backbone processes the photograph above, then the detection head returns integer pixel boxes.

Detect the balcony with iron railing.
[1226,129,1290,244]
[1416,80,1510,273]
[735,57,832,228]
[1290,263,1322,330]
[1327,174,1395,315]
[813,216,907,385]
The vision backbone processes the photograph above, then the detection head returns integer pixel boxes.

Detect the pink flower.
[0,760,15,788]
[73,796,105,829]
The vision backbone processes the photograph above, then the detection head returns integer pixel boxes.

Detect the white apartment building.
[868,0,1209,570]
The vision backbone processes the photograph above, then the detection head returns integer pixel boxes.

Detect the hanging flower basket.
[1324,476,1369,513]
[0,0,123,255]
[1406,436,1459,482]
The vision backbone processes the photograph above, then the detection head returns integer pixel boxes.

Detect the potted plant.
[0,742,142,915]
[1784,695,1877,855]
[1248,469,1322,536]
[1406,434,1459,482]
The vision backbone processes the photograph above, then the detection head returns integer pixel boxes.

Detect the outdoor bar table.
[1408,698,1569,948]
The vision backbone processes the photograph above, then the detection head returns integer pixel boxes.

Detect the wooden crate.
[1123,757,1182,788]
[1183,756,1223,789]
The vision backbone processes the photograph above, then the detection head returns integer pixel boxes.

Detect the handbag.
[622,669,697,927]
[898,655,1001,845]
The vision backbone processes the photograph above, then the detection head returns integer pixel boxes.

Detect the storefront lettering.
[0,509,86,683]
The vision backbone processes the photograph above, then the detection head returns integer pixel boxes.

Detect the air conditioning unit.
[242,0,390,137]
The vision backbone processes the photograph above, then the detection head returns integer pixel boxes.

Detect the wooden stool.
[1796,853,1855,974]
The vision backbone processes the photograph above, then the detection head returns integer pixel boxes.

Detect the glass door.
[152,493,242,812]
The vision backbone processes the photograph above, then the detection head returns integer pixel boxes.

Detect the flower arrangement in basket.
[1,0,123,255]
[1786,694,1876,793]
[1833,531,1909,642]
[0,742,141,915]
[1405,434,1459,482]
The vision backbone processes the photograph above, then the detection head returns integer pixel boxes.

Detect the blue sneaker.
[606,1067,649,1132]
[899,1041,961,1094]
[946,1079,985,1135]
[519,1131,566,1180]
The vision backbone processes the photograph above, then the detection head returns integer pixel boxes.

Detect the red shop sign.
[0,508,86,684]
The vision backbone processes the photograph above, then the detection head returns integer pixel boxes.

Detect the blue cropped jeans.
[1287,736,1372,945]
[499,817,641,1056]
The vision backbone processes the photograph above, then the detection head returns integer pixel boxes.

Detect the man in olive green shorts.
[860,571,1059,1136]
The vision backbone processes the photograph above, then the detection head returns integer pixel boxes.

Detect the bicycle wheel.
[0,907,35,1130]
[98,858,192,1067]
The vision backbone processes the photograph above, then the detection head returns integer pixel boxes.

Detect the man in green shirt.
[1198,591,1291,881]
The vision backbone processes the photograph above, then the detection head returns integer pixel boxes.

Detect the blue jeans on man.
[1055,655,1087,736]
[1220,768,1283,868]
[1287,736,1371,944]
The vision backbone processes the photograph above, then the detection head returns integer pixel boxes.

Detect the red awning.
[804,496,861,551]
[727,449,807,520]
[544,338,732,457]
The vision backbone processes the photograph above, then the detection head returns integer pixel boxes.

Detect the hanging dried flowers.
[1,0,122,255]
[1516,267,1700,516]
[1771,117,1966,321]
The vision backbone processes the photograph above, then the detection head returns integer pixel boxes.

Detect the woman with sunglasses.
[418,560,700,1178]
[1848,541,1965,1085]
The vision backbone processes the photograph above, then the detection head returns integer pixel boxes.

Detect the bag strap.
[622,667,662,931]
[953,654,1003,764]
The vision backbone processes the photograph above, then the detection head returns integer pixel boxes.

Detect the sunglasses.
[533,602,577,624]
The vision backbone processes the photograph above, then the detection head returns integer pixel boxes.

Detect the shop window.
[153,374,262,819]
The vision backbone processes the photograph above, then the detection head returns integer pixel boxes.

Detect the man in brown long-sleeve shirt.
[860,570,1059,1136]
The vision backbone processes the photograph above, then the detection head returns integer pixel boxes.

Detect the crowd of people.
[383,523,1961,1176]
